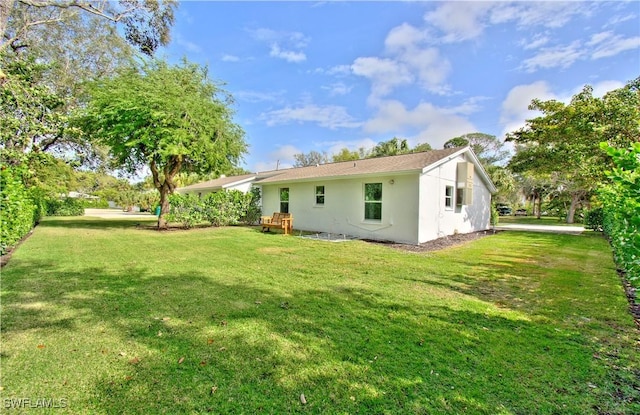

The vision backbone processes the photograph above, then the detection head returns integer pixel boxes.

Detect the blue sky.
[160,1,639,172]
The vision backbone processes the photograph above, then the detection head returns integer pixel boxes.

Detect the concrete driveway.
[84,208,158,220]
[494,223,585,234]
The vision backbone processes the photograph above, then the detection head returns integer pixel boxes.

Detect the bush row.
[167,188,261,229]
[0,166,38,255]
[597,143,640,288]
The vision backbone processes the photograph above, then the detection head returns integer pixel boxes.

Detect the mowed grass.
[1,217,638,414]
[498,216,580,226]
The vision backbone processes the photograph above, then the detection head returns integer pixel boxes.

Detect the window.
[364,183,382,220]
[456,188,464,208]
[315,185,325,205]
[280,188,289,213]
[445,186,454,209]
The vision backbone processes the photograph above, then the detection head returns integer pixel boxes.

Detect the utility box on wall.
[456,162,474,205]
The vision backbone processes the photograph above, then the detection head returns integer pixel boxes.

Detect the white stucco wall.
[418,154,492,243]
[260,174,421,244]
[259,155,492,244]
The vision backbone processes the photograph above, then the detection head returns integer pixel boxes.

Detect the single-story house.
[177,146,496,244]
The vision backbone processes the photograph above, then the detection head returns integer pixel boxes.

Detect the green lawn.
[497,215,581,226]
[1,217,638,414]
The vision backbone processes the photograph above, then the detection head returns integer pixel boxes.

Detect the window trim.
[444,185,454,210]
[364,182,382,221]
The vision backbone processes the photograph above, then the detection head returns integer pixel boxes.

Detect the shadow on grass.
[3,251,636,414]
[39,217,157,231]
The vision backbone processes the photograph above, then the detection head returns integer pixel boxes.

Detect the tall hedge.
[0,166,37,255]
[599,143,640,288]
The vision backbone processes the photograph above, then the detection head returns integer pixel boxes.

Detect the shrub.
[584,207,604,232]
[167,193,204,228]
[46,197,85,216]
[242,187,262,225]
[203,190,251,227]
[0,166,36,255]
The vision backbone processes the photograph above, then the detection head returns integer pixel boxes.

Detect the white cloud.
[269,44,306,63]
[222,54,240,62]
[521,33,550,50]
[261,104,362,129]
[253,144,300,172]
[349,22,452,99]
[235,90,284,103]
[424,2,593,43]
[590,80,624,98]
[499,81,557,138]
[424,2,493,42]
[520,41,584,72]
[351,57,413,99]
[363,100,477,148]
[249,27,310,63]
[175,33,202,53]
[322,82,353,96]
[384,22,428,53]
[521,31,640,72]
[588,31,640,59]
[316,138,378,156]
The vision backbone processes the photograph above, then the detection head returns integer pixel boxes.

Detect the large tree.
[2,0,176,56]
[444,132,510,166]
[78,59,247,228]
[293,150,329,167]
[507,78,640,223]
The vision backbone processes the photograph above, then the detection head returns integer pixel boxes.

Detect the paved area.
[494,223,585,234]
[84,208,158,220]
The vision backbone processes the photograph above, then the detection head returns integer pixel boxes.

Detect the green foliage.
[599,143,640,287]
[203,190,252,226]
[0,165,36,254]
[243,187,262,225]
[445,132,509,165]
[45,197,85,217]
[370,137,410,157]
[78,58,247,228]
[507,79,640,223]
[0,53,67,156]
[584,207,604,232]
[167,193,204,229]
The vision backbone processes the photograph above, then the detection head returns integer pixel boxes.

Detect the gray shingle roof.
[255,147,463,184]
[178,173,256,191]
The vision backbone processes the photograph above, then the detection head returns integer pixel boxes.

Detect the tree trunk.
[566,193,579,224]
[157,183,170,229]
[536,195,542,219]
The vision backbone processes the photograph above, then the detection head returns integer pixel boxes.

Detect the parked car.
[515,209,528,216]
[497,206,512,215]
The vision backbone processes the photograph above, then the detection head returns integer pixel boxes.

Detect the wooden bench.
[261,212,293,235]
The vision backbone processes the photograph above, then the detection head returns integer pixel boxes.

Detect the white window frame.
[445,185,454,210]
[364,182,382,221]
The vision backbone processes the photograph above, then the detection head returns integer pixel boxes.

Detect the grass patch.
[498,216,580,226]
[1,216,638,414]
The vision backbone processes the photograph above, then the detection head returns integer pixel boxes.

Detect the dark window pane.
[280,202,289,213]
[365,183,382,201]
[365,202,382,220]
[280,188,289,202]
[315,186,324,195]
[316,195,325,205]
